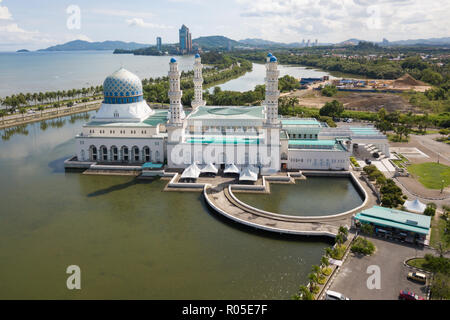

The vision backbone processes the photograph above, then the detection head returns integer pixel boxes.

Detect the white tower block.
[168,57,185,124]
[191,53,205,110]
[265,55,280,124]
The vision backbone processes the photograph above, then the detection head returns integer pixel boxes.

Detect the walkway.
[203,171,378,238]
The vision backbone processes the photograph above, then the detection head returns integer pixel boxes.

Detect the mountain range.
[37,36,450,52]
[39,40,151,51]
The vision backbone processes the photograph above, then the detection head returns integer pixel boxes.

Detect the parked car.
[399,290,425,300]
[407,272,427,284]
[325,290,350,300]
[365,159,372,165]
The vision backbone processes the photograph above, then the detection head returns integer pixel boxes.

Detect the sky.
[0,0,449,51]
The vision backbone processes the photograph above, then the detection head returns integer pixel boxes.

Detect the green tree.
[431,273,450,300]
[298,285,314,300]
[319,100,344,118]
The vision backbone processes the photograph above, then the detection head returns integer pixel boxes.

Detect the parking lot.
[327,237,429,300]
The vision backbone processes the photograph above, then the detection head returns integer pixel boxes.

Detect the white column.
[168,58,184,124]
[191,54,205,110]
[265,55,280,125]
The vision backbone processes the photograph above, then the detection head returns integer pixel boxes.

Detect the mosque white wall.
[167,143,280,170]
[288,149,350,170]
[76,137,165,163]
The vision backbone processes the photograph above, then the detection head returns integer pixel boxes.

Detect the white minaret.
[265,55,280,125]
[192,53,205,110]
[168,57,185,124]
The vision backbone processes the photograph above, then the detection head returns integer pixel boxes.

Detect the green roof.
[186,137,260,145]
[142,109,169,126]
[355,206,431,235]
[282,119,321,126]
[288,139,336,146]
[142,162,164,169]
[187,106,264,120]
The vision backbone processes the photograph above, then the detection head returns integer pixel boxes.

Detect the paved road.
[328,237,430,300]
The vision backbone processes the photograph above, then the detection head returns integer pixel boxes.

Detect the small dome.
[195,53,201,58]
[270,56,277,62]
[170,57,177,63]
[267,52,273,57]
[103,68,143,104]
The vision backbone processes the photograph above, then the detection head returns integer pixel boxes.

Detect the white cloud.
[91,9,154,19]
[234,0,450,42]
[0,0,12,20]
[126,18,174,29]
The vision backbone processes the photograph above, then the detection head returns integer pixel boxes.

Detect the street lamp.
[441,180,445,194]
[438,152,440,164]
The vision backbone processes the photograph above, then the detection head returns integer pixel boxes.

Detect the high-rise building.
[179,25,192,54]
[156,37,162,51]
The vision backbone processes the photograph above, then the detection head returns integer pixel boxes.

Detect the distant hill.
[336,39,362,46]
[239,38,332,48]
[388,37,450,46]
[39,40,151,51]
[192,36,240,49]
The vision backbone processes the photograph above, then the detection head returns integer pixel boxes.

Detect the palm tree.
[335,233,345,245]
[37,105,45,116]
[0,109,6,124]
[321,256,329,268]
[308,273,318,293]
[298,285,314,300]
[19,107,27,119]
[324,247,333,258]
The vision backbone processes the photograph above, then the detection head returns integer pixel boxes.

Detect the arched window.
[132,146,140,162]
[111,146,118,161]
[142,147,151,162]
[121,146,129,162]
[89,145,97,161]
[100,145,108,161]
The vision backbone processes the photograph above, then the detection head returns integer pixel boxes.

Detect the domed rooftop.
[103,68,143,104]
[195,53,200,58]
[270,56,277,62]
[267,52,273,57]
[170,57,177,63]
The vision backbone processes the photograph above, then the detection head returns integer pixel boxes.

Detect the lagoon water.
[237,178,363,217]
[210,63,334,93]
[0,51,196,97]
[0,51,333,97]
[0,113,331,299]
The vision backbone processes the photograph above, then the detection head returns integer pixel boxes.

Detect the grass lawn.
[430,216,450,250]
[408,162,450,189]
[406,258,427,270]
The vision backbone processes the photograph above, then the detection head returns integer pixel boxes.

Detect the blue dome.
[270,56,277,62]
[103,68,143,105]
[170,57,177,63]
[267,52,273,57]
[195,53,200,58]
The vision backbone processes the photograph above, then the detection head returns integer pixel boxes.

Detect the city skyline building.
[179,24,192,54]
[157,37,162,51]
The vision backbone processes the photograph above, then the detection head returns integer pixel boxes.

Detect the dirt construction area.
[286,90,416,113]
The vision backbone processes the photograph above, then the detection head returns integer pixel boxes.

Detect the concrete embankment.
[0,102,101,130]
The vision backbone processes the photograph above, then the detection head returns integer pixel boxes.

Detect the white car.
[325,290,350,300]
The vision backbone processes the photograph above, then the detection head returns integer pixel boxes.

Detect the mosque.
[71,53,389,177]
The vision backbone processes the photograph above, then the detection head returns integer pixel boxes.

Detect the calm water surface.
[0,51,195,97]
[237,178,364,217]
[0,113,330,299]
[209,63,335,93]
[0,51,334,97]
